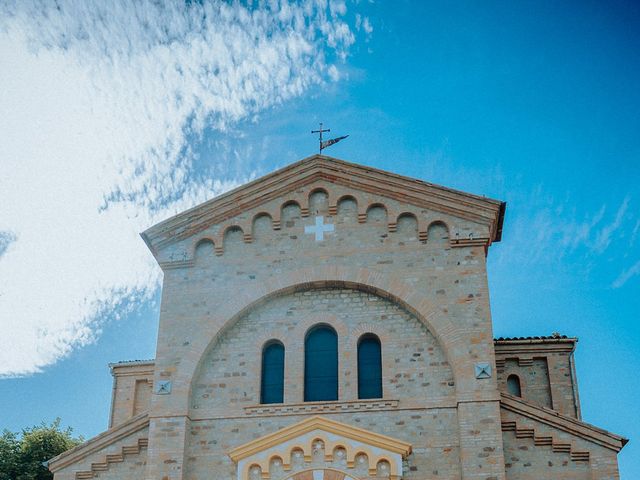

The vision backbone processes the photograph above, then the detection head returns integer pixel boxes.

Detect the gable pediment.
[141,155,505,264]
[228,416,412,480]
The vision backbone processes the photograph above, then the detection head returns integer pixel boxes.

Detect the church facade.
[49,155,627,480]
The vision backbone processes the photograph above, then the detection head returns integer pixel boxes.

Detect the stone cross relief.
[304,215,335,241]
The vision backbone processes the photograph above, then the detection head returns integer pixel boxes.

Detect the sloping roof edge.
[500,393,628,452]
[494,335,577,344]
[48,413,149,472]
[141,154,506,256]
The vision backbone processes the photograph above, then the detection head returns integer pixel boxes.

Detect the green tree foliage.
[0,430,20,480]
[0,419,82,480]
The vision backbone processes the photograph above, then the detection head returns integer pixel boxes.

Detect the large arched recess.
[181,265,462,409]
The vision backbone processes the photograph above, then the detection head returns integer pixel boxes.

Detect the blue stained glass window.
[261,341,284,404]
[304,325,338,401]
[358,334,382,399]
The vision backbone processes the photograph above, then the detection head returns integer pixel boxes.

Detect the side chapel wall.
[110,362,154,428]
[495,339,580,418]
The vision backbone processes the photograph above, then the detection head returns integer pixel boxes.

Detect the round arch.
[184,265,461,405]
[283,468,360,480]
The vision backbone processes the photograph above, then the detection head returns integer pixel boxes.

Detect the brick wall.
[185,411,461,480]
[191,287,455,414]
[109,362,154,427]
[495,339,580,418]
[145,183,505,480]
[498,358,552,408]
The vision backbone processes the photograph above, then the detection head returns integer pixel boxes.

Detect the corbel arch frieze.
[330,193,363,219]
[307,186,332,216]
[175,188,476,265]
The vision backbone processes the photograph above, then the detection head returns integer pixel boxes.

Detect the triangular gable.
[228,415,411,480]
[141,155,506,257]
[229,415,411,461]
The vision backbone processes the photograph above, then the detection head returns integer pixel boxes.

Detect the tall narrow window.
[261,341,284,404]
[304,325,338,401]
[507,374,522,397]
[358,334,382,399]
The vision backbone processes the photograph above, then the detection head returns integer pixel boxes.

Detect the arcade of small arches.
[284,469,360,480]
[242,441,398,480]
[229,416,411,480]
[187,186,475,258]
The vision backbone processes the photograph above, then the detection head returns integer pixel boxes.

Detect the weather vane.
[311,123,348,154]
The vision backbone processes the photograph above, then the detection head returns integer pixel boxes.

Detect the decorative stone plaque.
[474,362,492,379]
[155,380,172,394]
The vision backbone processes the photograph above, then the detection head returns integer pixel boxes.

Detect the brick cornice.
[494,337,577,356]
[140,155,505,255]
[109,360,155,377]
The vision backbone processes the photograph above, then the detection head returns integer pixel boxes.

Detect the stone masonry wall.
[146,181,506,480]
[501,408,621,480]
[186,287,457,479]
[110,362,154,428]
[191,287,455,415]
[502,429,590,480]
[497,359,552,409]
[185,410,461,480]
[494,342,580,418]
[53,426,148,480]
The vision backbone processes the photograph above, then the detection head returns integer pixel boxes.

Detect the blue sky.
[1,0,638,476]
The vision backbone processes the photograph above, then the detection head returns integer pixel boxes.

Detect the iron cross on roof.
[311,123,349,154]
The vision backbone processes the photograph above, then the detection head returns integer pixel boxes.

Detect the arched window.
[507,374,522,397]
[304,325,338,401]
[358,334,382,399]
[261,341,284,404]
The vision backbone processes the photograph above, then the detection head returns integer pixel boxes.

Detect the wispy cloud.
[493,184,637,289]
[630,219,640,247]
[0,0,357,377]
[613,260,640,289]
[594,196,630,253]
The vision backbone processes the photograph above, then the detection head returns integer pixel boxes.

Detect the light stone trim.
[284,469,358,480]
[243,399,399,416]
[229,416,410,480]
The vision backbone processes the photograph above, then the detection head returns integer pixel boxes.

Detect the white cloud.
[594,196,630,253]
[493,185,637,282]
[629,219,640,247]
[0,231,17,258]
[354,13,373,37]
[0,0,355,377]
[613,259,640,289]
